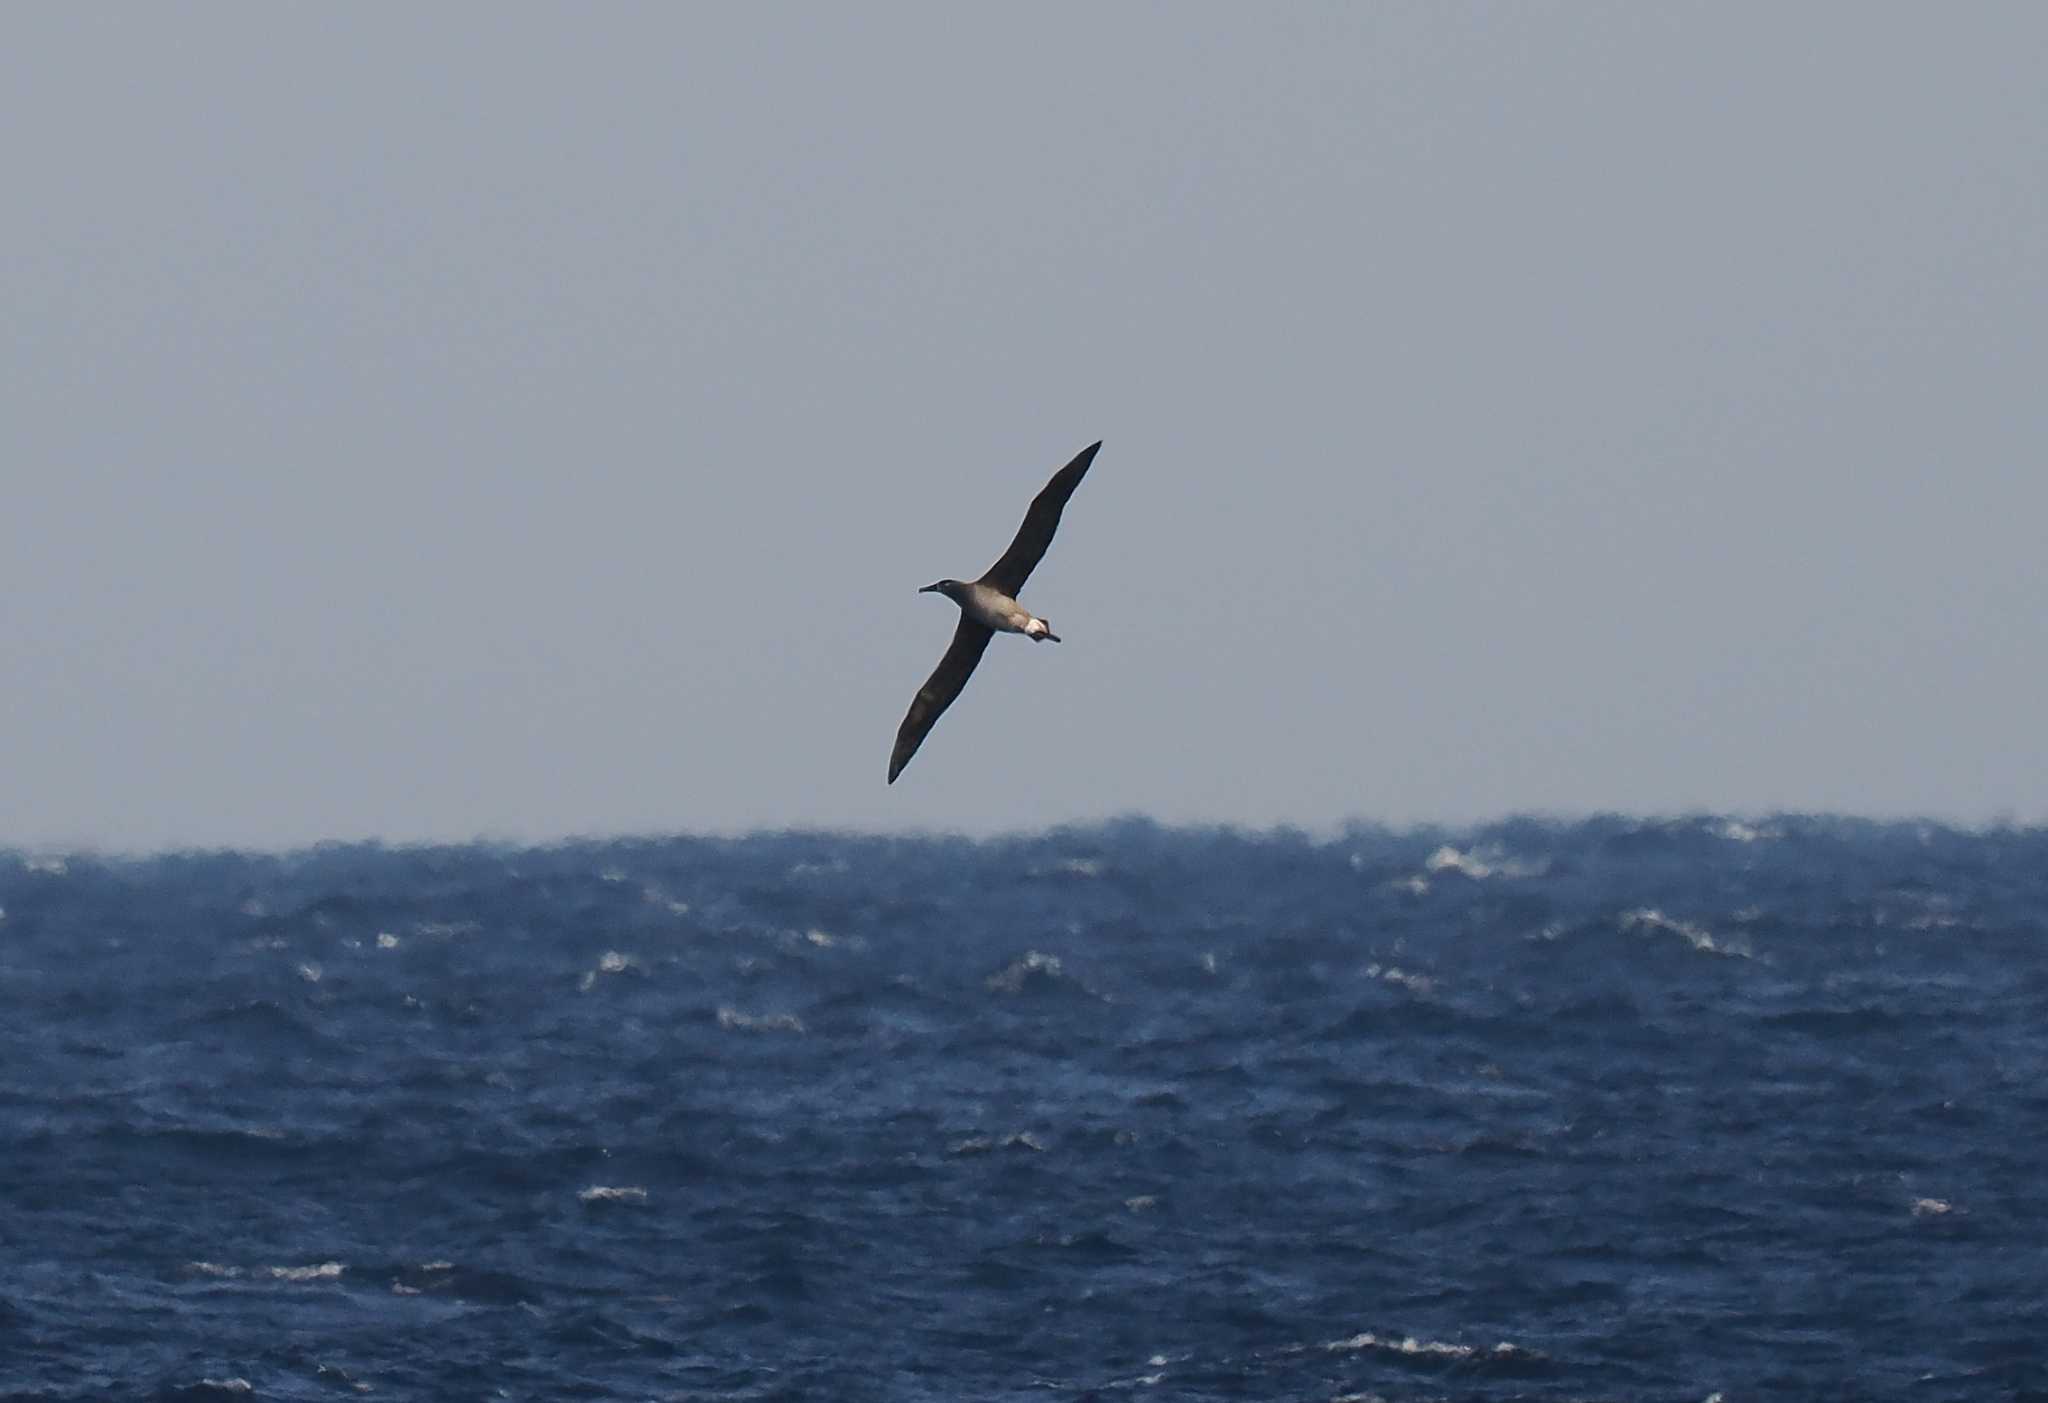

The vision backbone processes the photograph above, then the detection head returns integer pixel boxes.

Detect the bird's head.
[919,579,961,598]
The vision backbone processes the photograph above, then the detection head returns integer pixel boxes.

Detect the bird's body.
[888,441,1100,784]
[932,579,1059,641]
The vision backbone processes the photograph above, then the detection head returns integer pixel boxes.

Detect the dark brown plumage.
[978,441,1101,597]
[888,441,1100,784]
[888,616,994,784]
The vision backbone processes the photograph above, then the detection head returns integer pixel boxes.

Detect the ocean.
[2,817,2043,1401]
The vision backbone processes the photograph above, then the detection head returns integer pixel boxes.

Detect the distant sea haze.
[4,816,2043,1399]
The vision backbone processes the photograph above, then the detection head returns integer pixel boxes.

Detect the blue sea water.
[3,816,2045,1401]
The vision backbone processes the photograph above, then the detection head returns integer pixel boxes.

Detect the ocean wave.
[4,818,2043,1399]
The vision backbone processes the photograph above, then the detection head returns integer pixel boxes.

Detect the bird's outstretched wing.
[977,441,1101,597]
[889,616,996,783]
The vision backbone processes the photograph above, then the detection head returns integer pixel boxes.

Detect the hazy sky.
[5,3,2045,849]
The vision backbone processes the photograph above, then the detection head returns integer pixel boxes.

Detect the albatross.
[888,441,1102,784]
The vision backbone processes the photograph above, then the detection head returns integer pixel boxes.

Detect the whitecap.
[389,1259,456,1295]
[297,962,323,983]
[376,932,400,949]
[1896,892,1964,931]
[581,950,639,991]
[1325,1330,1531,1361]
[579,1185,649,1203]
[1426,845,1495,879]
[1621,908,1751,958]
[1327,1330,1470,1357]
[986,950,1064,992]
[1912,1197,1956,1217]
[197,1381,252,1395]
[315,1363,373,1395]
[717,1006,804,1034]
[639,882,690,915]
[269,1262,345,1281]
[1362,962,1435,995]
[950,1131,1045,1155]
[1424,844,1548,880]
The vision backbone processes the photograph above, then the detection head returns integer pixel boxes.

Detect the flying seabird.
[888,440,1102,784]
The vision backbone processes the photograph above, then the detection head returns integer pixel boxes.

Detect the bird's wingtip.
[1062,440,1103,475]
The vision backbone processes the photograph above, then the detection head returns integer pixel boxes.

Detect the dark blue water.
[4,817,2045,1401]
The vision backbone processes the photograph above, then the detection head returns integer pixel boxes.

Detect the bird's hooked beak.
[917,582,943,594]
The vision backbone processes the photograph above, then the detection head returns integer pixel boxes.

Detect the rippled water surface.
[4,817,2045,1400]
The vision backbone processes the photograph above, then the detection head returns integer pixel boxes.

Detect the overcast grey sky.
[4,3,2044,849]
